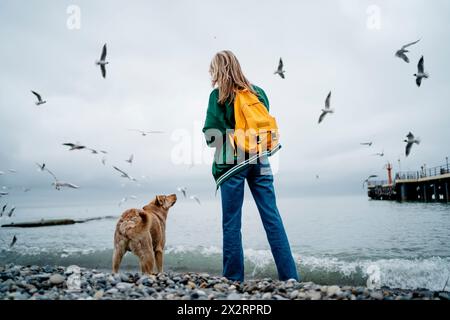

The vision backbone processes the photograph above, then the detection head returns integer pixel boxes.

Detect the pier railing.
[367,180,388,187]
[396,162,450,181]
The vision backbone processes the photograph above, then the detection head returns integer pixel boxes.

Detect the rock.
[116,282,134,291]
[289,290,299,299]
[327,285,341,297]
[370,292,384,300]
[308,291,322,300]
[106,288,119,295]
[49,274,65,285]
[262,292,272,300]
[227,293,241,300]
[186,281,196,290]
[43,266,54,273]
[93,290,104,299]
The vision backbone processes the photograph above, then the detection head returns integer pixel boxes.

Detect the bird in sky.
[177,186,187,198]
[31,90,47,106]
[414,56,429,87]
[395,39,420,63]
[318,91,334,124]
[404,132,421,157]
[128,129,165,136]
[96,43,109,79]
[189,195,201,205]
[274,58,285,79]
[113,166,137,181]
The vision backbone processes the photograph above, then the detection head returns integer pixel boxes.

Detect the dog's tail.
[119,210,151,238]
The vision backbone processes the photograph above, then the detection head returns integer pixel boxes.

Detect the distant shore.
[0,264,448,300]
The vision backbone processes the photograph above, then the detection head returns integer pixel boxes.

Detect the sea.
[1,188,449,291]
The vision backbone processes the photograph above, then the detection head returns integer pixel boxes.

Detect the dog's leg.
[155,247,164,273]
[112,243,126,274]
[132,235,155,275]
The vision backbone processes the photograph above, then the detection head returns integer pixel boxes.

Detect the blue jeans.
[220,160,299,282]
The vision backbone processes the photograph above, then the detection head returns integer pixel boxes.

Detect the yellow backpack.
[232,89,280,155]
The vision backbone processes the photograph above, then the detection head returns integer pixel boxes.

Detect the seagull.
[414,56,429,87]
[1,204,7,216]
[101,157,107,165]
[0,192,8,196]
[118,195,137,206]
[63,143,86,151]
[274,58,285,79]
[126,154,134,165]
[189,195,201,205]
[45,168,80,190]
[7,206,16,217]
[31,91,47,106]
[23,187,31,193]
[373,150,384,157]
[10,235,17,248]
[96,43,109,79]
[404,132,421,157]
[113,166,137,181]
[363,175,378,188]
[128,129,165,136]
[36,163,46,171]
[177,186,187,198]
[360,142,373,147]
[8,169,17,174]
[395,39,420,63]
[88,148,108,154]
[318,91,334,124]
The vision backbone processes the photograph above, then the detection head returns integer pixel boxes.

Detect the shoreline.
[0,264,449,300]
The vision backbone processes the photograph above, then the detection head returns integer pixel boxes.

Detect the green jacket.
[202,85,280,189]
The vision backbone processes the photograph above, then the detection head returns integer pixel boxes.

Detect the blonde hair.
[210,50,256,105]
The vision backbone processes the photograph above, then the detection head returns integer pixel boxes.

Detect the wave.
[1,245,449,291]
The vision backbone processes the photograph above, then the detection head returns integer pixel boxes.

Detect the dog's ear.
[156,195,165,206]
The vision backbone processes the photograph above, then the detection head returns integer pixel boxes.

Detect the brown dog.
[112,194,177,274]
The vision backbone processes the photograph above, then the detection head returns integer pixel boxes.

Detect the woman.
[203,50,299,282]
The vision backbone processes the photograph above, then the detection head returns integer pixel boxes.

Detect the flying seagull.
[395,39,420,63]
[318,91,334,124]
[36,162,46,171]
[414,56,429,87]
[31,91,47,106]
[177,186,187,198]
[113,166,137,181]
[1,204,7,216]
[373,150,385,157]
[45,168,80,190]
[274,58,285,79]
[0,192,8,196]
[118,195,137,207]
[363,175,378,188]
[126,154,134,165]
[189,195,201,205]
[360,142,373,147]
[7,206,16,217]
[128,129,165,136]
[101,157,107,166]
[63,143,86,151]
[404,132,421,157]
[88,148,107,155]
[10,235,17,248]
[96,43,109,79]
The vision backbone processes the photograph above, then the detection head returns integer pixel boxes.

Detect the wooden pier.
[367,160,450,203]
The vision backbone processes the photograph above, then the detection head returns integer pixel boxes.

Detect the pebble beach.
[1,264,449,301]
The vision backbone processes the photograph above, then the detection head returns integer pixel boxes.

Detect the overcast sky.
[1,0,449,198]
